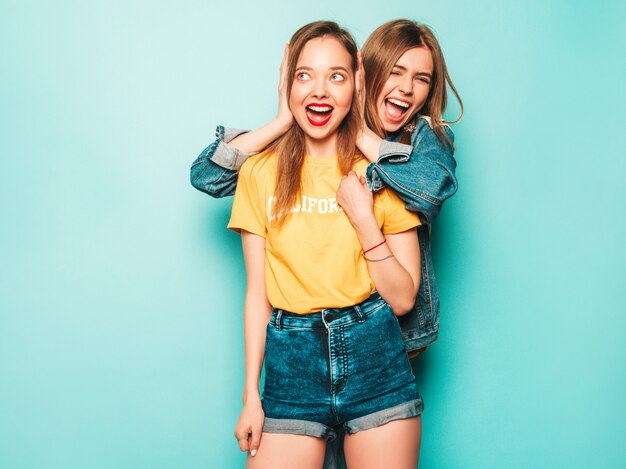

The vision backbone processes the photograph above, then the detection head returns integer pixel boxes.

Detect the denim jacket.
[190,117,457,353]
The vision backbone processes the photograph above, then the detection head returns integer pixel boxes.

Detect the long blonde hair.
[266,21,360,225]
[362,19,463,147]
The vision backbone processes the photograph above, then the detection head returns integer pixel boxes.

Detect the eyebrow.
[296,66,351,73]
[392,64,432,78]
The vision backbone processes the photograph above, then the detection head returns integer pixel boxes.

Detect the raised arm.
[362,118,457,223]
[233,231,272,458]
[189,45,292,198]
[337,172,420,315]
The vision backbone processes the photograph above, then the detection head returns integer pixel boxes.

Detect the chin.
[382,121,403,134]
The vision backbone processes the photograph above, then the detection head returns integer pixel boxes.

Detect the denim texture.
[262,292,423,439]
[189,117,457,352]
[367,118,457,224]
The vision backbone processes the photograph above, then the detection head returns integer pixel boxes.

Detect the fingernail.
[251,450,257,457]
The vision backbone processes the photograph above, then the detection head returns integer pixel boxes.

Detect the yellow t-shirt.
[228,152,420,314]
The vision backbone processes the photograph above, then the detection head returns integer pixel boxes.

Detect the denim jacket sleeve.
[189,125,254,198]
[365,118,458,224]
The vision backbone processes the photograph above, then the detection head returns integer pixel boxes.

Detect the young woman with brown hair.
[225,21,424,467]
[192,19,463,468]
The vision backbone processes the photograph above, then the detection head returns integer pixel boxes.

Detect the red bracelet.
[363,239,386,254]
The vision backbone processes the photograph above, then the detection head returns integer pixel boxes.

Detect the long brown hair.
[362,19,463,147]
[266,21,360,225]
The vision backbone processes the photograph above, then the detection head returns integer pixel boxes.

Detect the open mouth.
[384,98,411,121]
[306,103,334,127]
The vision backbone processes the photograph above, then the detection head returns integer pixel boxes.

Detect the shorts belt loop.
[355,304,365,323]
[275,310,283,331]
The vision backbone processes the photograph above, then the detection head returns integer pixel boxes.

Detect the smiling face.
[289,36,354,153]
[376,46,434,133]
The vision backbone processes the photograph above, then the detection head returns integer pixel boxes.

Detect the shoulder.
[416,116,454,139]
[375,187,420,226]
[412,116,455,151]
[240,151,277,178]
[375,186,402,207]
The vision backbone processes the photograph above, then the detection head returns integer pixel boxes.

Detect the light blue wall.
[1,0,624,467]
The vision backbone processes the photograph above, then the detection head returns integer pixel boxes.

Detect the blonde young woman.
[225,21,423,468]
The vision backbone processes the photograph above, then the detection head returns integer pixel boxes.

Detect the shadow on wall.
[199,199,244,268]
[411,351,434,390]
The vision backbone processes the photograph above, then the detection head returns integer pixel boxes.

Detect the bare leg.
[343,416,422,469]
[246,432,327,469]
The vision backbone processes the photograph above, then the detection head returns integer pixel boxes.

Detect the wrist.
[272,116,292,134]
[242,387,261,405]
[351,212,379,233]
[363,239,386,254]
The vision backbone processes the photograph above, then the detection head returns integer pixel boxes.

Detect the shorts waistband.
[270,292,385,331]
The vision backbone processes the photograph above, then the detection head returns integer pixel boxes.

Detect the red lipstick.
[306,103,333,127]
[307,114,332,126]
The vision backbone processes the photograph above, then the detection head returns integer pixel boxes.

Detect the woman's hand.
[229,45,292,152]
[338,174,421,316]
[337,171,375,228]
[234,394,265,457]
[276,43,293,130]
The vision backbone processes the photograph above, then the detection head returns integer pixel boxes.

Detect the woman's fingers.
[235,426,251,453]
[248,420,263,456]
[337,172,372,210]
[234,409,264,457]
[277,43,293,125]
[339,172,362,189]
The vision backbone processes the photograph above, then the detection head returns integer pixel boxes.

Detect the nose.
[311,77,329,98]
[398,75,413,96]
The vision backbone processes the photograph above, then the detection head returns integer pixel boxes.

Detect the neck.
[304,134,339,158]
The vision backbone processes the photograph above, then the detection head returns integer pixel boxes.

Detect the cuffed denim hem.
[377,140,412,163]
[344,398,424,434]
[404,330,438,355]
[210,125,256,171]
[219,126,249,143]
[263,418,337,441]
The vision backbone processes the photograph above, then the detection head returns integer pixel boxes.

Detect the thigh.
[343,417,422,469]
[247,432,327,469]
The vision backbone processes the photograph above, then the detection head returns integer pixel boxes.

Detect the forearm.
[189,118,290,197]
[232,43,292,155]
[353,216,418,315]
[356,127,384,163]
[240,231,272,402]
[230,118,292,153]
[242,291,272,402]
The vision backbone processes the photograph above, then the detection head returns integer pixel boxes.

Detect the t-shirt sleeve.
[379,188,421,235]
[227,159,267,237]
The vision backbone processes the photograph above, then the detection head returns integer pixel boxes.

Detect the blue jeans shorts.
[262,292,423,441]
